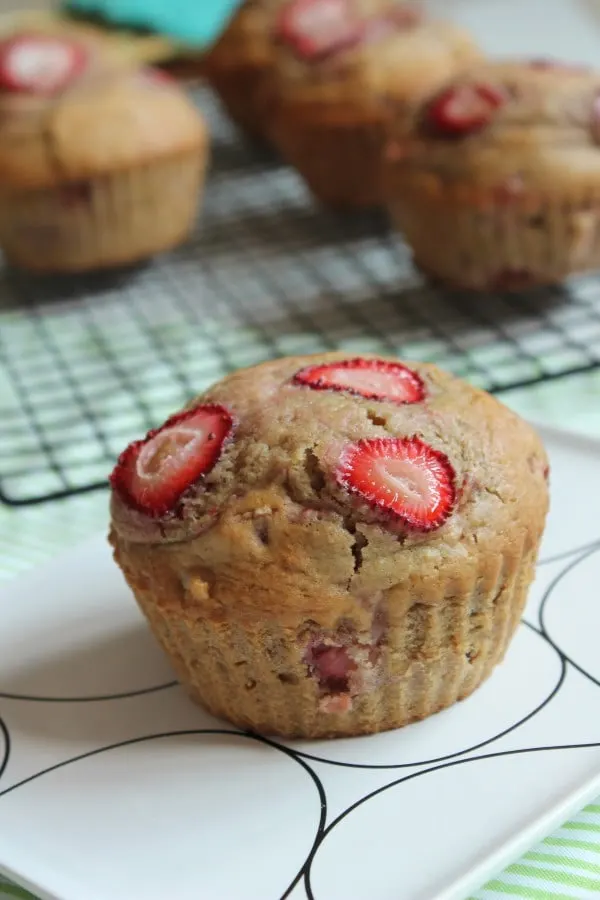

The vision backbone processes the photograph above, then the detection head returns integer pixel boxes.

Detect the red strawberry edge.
[109,404,235,518]
[426,82,506,137]
[336,435,456,531]
[276,0,363,61]
[293,358,426,404]
[0,34,87,95]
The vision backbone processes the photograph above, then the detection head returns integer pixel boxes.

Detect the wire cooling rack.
[1,86,600,506]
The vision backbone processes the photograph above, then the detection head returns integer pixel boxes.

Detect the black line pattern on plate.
[539,543,600,688]
[289,621,566,770]
[0,728,327,900]
[303,740,600,899]
[0,681,178,703]
[0,716,9,781]
[538,538,600,566]
[1,539,599,899]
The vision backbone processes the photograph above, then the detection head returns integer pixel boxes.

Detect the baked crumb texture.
[110,352,549,739]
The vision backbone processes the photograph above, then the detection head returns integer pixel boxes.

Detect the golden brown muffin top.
[384,59,600,197]
[0,34,206,190]
[266,0,480,113]
[110,352,548,589]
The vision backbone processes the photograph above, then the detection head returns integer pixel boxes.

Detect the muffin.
[0,33,207,273]
[383,59,600,290]
[264,0,480,208]
[204,0,284,142]
[109,352,549,739]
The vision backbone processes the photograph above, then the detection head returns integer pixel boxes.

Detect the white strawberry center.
[375,457,431,509]
[445,86,485,122]
[293,0,349,43]
[328,366,412,399]
[8,41,74,90]
[136,425,208,483]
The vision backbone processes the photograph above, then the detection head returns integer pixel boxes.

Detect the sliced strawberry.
[293,358,426,404]
[276,0,363,61]
[336,436,456,530]
[427,82,506,136]
[0,35,87,95]
[110,404,234,517]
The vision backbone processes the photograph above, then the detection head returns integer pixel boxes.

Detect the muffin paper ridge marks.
[110,404,235,518]
[0,35,88,95]
[425,81,507,137]
[336,436,456,531]
[292,358,426,404]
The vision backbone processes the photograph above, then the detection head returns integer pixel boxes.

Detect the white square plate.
[2,1,600,896]
[0,423,599,900]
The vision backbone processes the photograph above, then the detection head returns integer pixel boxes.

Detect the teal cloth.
[63,0,245,46]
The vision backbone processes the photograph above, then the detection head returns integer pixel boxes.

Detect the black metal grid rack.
[1,87,600,506]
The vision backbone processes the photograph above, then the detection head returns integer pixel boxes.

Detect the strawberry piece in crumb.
[0,35,87,95]
[319,694,353,713]
[306,643,357,693]
[276,0,363,61]
[336,436,456,530]
[110,404,234,517]
[427,82,506,136]
[293,357,426,404]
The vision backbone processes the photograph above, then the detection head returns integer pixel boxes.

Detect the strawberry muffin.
[109,353,549,739]
[0,34,207,273]
[204,0,284,142]
[383,59,600,290]
[264,0,480,208]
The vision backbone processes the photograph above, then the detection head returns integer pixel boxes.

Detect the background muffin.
[383,59,600,290]
[264,0,480,208]
[109,352,549,739]
[0,33,207,273]
[204,0,284,143]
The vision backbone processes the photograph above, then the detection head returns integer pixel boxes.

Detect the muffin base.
[387,187,600,290]
[0,151,206,273]
[270,107,386,210]
[124,539,538,740]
